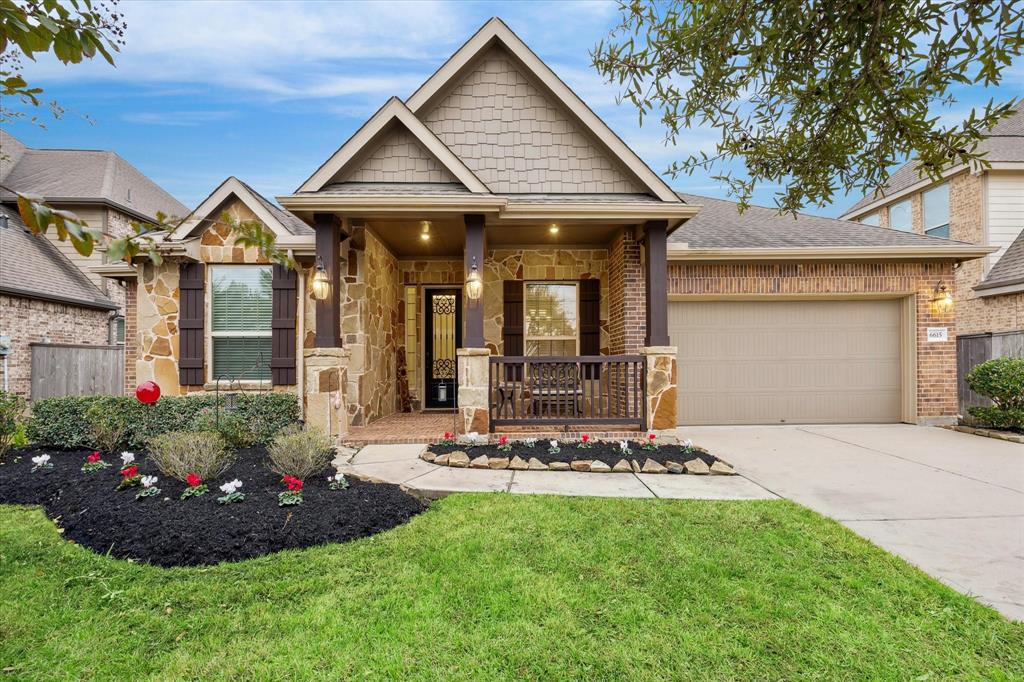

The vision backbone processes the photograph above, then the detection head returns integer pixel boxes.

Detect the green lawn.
[1,496,1021,680]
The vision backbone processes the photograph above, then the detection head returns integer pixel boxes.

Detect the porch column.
[644,219,670,347]
[463,213,486,348]
[313,212,341,348]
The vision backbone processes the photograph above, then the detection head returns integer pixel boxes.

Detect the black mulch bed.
[0,446,426,568]
[428,440,721,467]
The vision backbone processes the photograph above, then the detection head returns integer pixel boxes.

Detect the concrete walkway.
[681,424,1024,621]
[336,444,776,500]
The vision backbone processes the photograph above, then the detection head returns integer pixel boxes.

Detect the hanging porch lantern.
[930,282,953,315]
[465,256,483,301]
[311,258,330,301]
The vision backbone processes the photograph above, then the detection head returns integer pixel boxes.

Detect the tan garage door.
[671,300,903,425]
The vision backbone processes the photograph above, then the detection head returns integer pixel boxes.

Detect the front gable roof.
[171,176,312,241]
[405,17,680,202]
[297,98,489,194]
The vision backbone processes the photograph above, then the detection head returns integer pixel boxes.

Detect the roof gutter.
[668,245,996,262]
[0,285,118,311]
[0,195,167,224]
[974,275,1024,297]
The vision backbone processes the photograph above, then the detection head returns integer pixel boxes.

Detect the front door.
[424,289,461,409]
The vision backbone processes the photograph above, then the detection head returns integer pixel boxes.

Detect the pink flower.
[648,433,656,441]
[499,436,508,446]
[186,472,202,487]
[581,434,590,443]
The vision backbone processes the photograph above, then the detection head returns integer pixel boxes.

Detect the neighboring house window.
[524,282,578,356]
[923,184,950,238]
[888,199,912,232]
[860,212,880,226]
[209,265,272,381]
[109,315,125,345]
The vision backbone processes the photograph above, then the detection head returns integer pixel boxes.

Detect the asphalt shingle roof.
[672,192,975,249]
[0,130,188,221]
[0,204,116,309]
[976,229,1024,290]
[234,179,313,236]
[845,102,1024,215]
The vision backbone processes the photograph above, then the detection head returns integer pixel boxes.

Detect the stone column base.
[456,347,490,435]
[643,346,678,432]
[303,347,350,441]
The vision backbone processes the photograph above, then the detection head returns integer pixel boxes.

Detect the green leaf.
[106,238,127,263]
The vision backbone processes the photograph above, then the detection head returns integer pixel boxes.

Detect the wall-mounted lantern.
[465,256,483,301]
[311,257,331,301]
[930,282,953,315]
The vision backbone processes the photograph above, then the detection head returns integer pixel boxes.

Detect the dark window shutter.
[502,279,524,380]
[271,264,297,385]
[579,278,601,378]
[178,262,205,386]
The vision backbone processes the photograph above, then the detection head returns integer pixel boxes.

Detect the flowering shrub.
[618,440,633,456]
[81,451,111,473]
[641,433,658,451]
[117,463,141,490]
[30,454,52,472]
[576,434,592,449]
[439,431,456,446]
[548,439,561,455]
[181,472,208,500]
[497,435,512,452]
[136,475,161,500]
[217,479,245,505]
[327,472,349,491]
[278,475,304,506]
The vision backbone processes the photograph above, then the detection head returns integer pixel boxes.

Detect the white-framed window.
[524,282,578,356]
[923,183,950,238]
[209,265,272,381]
[888,199,912,232]
[404,285,418,397]
[109,315,125,345]
[860,212,880,226]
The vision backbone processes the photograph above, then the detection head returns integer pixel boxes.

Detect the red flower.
[186,472,202,487]
[443,431,453,440]
[648,433,656,441]
[282,475,303,492]
[499,436,508,446]
[87,452,101,463]
[581,434,590,443]
[120,465,138,478]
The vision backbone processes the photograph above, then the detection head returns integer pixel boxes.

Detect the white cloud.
[121,110,238,126]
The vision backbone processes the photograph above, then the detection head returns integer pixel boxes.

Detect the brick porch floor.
[342,411,644,446]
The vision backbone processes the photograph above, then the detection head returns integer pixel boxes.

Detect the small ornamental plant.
[181,472,208,500]
[440,431,457,446]
[680,438,695,455]
[81,451,111,473]
[641,433,658,451]
[618,440,633,457]
[30,454,53,472]
[497,435,512,452]
[217,479,245,505]
[523,437,537,448]
[327,472,349,491]
[117,452,142,490]
[278,475,304,506]
[548,439,561,455]
[576,434,592,449]
[136,475,161,500]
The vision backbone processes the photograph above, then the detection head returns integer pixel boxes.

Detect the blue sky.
[6,0,1022,217]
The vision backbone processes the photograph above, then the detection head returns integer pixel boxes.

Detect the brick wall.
[0,294,110,398]
[123,279,138,394]
[667,260,958,420]
[608,226,646,354]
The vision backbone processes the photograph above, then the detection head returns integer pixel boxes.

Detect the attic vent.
[126,188,132,203]
[0,214,7,229]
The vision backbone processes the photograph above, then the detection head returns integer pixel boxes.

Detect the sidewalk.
[334,444,777,500]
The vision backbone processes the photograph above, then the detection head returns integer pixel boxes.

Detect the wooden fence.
[30,343,124,401]
[956,331,1024,416]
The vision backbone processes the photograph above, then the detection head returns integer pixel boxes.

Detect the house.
[130,17,991,438]
[840,104,1024,409]
[0,205,118,397]
[0,129,189,393]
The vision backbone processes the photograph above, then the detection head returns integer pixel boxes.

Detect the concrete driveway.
[682,424,1024,620]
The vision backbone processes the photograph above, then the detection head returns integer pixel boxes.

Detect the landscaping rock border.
[943,424,1024,444]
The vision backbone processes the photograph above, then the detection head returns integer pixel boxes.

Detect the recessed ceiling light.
[420,231,430,241]
[421,221,431,240]
[549,224,559,234]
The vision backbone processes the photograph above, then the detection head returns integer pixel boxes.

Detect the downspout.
[294,252,306,423]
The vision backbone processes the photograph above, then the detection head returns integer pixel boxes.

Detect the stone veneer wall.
[0,294,110,399]
[351,229,400,425]
[608,227,646,354]
[668,260,958,419]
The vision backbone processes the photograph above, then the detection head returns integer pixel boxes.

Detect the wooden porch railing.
[488,355,646,432]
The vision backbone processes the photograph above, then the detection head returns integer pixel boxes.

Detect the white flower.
[141,475,158,488]
[682,439,694,450]
[524,438,537,447]
[120,452,135,466]
[549,440,558,449]
[31,454,51,466]
[219,479,243,494]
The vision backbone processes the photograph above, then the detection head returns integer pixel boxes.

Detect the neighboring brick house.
[0,130,188,394]
[128,17,990,439]
[0,205,118,397]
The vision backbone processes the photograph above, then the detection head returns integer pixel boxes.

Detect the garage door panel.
[671,300,903,425]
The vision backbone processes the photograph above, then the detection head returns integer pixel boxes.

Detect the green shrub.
[148,430,234,482]
[85,397,133,453]
[190,407,258,449]
[966,357,1024,431]
[267,426,335,480]
[27,393,299,450]
[0,391,27,460]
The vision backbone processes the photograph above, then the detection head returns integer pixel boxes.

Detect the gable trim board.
[405,18,679,203]
[296,98,489,194]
